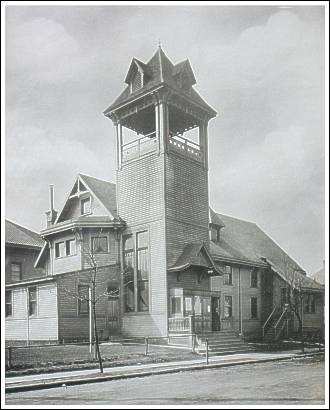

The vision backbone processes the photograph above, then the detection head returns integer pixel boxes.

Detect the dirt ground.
[6,355,325,405]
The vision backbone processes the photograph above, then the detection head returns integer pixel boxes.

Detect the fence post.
[7,347,12,369]
[206,339,209,365]
[145,337,149,356]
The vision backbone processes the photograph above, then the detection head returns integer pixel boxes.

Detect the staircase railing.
[274,306,288,340]
[262,306,277,338]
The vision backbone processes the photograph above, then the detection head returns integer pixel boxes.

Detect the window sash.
[171,297,182,314]
[224,296,232,318]
[28,287,37,316]
[81,197,91,215]
[11,263,22,281]
[92,236,108,253]
[66,239,77,256]
[250,270,258,287]
[78,285,89,315]
[251,297,258,318]
[5,291,13,317]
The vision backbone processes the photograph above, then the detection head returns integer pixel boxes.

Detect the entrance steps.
[195,331,256,357]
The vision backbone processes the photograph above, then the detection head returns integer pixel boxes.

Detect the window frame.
[80,197,92,216]
[250,269,258,288]
[91,236,109,254]
[171,296,182,316]
[5,290,13,318]
[250,296,258,319]
[11,262,22,281]
[55,238,77,259]
[223,266,233,286]
[77,284,90,316]
[224,295,233,318]
[28,286,38,317]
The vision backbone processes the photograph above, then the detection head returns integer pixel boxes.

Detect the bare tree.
[57,229,120,373]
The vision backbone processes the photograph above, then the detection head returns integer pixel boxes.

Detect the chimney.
[45,184,58,227]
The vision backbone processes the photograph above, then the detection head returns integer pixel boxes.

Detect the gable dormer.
[172,60,196,90]
[125,58,151,94]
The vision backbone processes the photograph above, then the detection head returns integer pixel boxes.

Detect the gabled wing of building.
[5,219,44,249]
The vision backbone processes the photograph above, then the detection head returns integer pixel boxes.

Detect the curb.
[5,351,324,394]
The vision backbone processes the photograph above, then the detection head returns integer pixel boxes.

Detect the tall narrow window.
[81,197,91,215]
[137,231,149,312]
[250,269,258,288]
[304,294,316,314]
[66,238,77,256]
[78,285,89,315]
[11,263,22,281]
[28,287,37,316]
[5,290,13,317]
[281,288,290,306]
[251,297,258,319]
[123,235,135,312]
[224,266,233,285]
[171,297,182,315]
[224,296,233,318]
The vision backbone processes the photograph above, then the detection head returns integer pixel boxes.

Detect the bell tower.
[104,47,217,336]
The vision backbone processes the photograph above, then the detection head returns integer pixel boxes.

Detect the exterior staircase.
[262,306,289,342]
[195,331,256,357]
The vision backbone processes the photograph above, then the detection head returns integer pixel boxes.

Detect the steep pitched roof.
[104,47,216,116]
[78,174,118,218]
[310,265,325,285]
[169,242,222,275]
[211,213,324,291]
[5,219,44,249]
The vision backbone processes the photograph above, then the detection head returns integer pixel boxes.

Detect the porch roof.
[168,242,223,275]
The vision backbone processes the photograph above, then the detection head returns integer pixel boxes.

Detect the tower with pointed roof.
[104,47,218,336]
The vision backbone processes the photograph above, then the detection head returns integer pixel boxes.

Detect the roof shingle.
[5,220,44,248]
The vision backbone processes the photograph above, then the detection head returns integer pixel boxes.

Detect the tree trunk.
[92,301,103,373]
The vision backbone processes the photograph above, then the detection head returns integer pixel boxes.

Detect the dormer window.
[131,70,143,93]
[210,226,220,242]
[81,197,91,215]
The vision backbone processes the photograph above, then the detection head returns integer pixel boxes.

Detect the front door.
[106,296,119,334]
[211,296,221,331]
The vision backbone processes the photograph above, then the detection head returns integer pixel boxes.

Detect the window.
[224,296,233,318]
[131,70,142,92]
[66,239,77,256]
[171,297,182,314]
[55,239,76,258]
[184,297,193,315]
[28,287,37,316]
[11,263,22,281]
[251,297,258,319]
[210,226,220,242]
[123,235,135,312]
[224,266,233,285]
[250,269,258,288]
[81,197,91,215]
[78,285,89,315]
[92,236,108,253]
[281,287,290,306]
[304,294,316,314]
[123,231,150,313]
[137,231,149,312]
[5,290,13,317]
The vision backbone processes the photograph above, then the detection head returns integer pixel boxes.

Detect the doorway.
[106,296,119,334]
[211,296,221,331]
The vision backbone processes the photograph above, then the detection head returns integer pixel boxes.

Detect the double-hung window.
[5,290,13,317]
[28,287,37,316]
[224,266,233,285]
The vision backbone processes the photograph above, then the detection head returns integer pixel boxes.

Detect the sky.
[5,4,326,274]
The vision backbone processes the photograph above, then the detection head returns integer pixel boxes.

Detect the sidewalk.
[5,349,324,393]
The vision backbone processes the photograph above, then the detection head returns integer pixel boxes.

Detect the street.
[6,356,324,405]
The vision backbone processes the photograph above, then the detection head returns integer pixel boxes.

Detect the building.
[310,261,325,285]
[5,47,324,345]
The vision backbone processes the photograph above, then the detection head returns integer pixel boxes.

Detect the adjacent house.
[5,47,324,346]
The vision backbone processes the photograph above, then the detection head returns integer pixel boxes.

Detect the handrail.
[122,134,155,148]
[274,307,287,330]
[262,306,277,337]
[169,134,201,150]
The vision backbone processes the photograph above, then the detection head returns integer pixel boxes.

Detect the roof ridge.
[78,173,115,186]
[215,211,257,226]
[5,219,41,238]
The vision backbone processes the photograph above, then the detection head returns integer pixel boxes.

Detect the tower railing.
[122,134,157,162]
[168,134,203,162]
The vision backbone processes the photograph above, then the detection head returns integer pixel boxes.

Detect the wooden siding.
[56,264,119,341]
[59,191,110,221]
[51,232,81,274]
[82,229,119,270]
[5,246,45,283]
[210,265,263,337]
[5,283,58,341]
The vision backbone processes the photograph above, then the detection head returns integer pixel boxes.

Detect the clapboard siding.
[51,232,81,274]
[5,283,58,341]
[82,229,119,270]
[57,264,119,341]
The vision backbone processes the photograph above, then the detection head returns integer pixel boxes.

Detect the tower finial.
[158,39,162,49]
